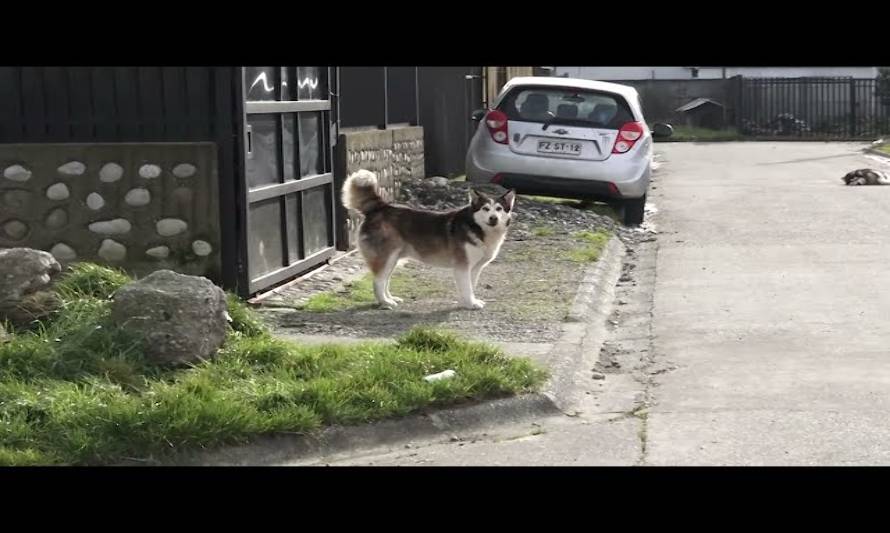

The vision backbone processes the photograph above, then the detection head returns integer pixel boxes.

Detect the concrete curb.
[149,237,627,466]
[864,147,890,159]
[151,394,561,466]
[543,237,627,414]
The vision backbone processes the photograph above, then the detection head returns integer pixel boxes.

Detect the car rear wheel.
[620,195,646,226]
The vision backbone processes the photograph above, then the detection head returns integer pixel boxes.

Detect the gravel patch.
[255,176,657,343]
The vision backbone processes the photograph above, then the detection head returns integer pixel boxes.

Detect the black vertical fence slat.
[92,67,118,139]
[66,67,94,139]
[138,67,164,139]
[162,66,187,139]
[338,67,387,129]
[831,81,836,136]
[114,67,142,139]
[43,67,70,139]
[0,67,23,140]
[386,66,419,125]
[186,67,211,139]
[21,67,47,140]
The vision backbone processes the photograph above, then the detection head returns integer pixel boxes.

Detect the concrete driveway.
[648,142,890,465]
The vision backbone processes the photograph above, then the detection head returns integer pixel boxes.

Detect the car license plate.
[537,140,582,155]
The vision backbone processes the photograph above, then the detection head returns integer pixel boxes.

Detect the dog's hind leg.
[383,253,404,304]
[373,252,401,310]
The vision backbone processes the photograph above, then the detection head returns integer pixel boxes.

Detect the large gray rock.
[0,248,63,326]
[111,270,228,365]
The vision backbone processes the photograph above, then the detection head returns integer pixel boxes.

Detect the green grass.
[0,263,544,465]
[876,143,890,156]
[663,126,742,142]
[300,271,451,313]
[532,226,555,237]
[564,230,611,263]
[53,262,131,301]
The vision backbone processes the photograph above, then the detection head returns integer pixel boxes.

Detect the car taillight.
[485,110,509,145]
[612,122,644,154]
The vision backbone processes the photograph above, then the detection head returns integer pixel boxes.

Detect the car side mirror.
[471,109,487,122]
[652,123,673,139]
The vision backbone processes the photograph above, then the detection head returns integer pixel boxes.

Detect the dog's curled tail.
[342,169,386,214]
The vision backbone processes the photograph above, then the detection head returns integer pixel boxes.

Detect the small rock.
[146,246,170,260]
[98,239,127,262]
[157,218,188,237]
[50,243,77,262]
[57,161,86,176]
[172,163,197,178]
[125,188,151,207]
[46,183,70,201]
[86,192,105,210]
[4,164,32,182]
[191,240,213,257]
[89,218,132,235]
[99,163,124,183]
[592,372,606,380]
[139,164,162,179]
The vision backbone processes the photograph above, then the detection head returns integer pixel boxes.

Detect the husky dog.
[341,169,515,310]
[842,168,890,186]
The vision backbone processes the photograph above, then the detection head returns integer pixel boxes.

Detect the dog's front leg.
[471,259,491,290]
[454,267,484,310]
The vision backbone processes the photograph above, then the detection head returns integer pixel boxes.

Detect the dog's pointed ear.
[499,189,516,212]
[469,188,487,208]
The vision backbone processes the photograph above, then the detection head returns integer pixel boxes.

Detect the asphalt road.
[647,142,890,465]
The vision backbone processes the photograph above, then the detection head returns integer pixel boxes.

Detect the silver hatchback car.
[466,77,672,226]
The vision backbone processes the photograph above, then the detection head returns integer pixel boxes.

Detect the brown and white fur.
[843,168,890,186]
[342,169,515,310]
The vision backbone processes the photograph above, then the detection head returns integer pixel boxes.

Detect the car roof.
[498,76,640,101]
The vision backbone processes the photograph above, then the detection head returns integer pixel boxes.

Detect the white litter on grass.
[423,369,456,383]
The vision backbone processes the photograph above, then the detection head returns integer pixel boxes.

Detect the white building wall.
[553,66,879,80]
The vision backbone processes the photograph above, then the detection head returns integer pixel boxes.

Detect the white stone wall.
[0,143,221,280]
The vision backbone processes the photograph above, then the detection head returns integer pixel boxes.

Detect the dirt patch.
[256,178,649,343]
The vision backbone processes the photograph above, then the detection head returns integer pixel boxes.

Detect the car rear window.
[498,86,634,129]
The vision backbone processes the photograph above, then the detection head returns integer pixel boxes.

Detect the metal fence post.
[849,78,857,137]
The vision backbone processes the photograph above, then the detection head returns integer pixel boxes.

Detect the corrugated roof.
[675,98,725,113]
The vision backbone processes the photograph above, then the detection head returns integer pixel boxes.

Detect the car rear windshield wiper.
[541,111,558,131]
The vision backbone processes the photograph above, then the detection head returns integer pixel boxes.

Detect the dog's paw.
[389,296,404,304]
[379,299,399,310]
[462,298,485,310]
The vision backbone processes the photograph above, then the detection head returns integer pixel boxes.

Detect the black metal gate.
[239,67,336,295]
[417,67,484,177]
[738,77,890,139]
